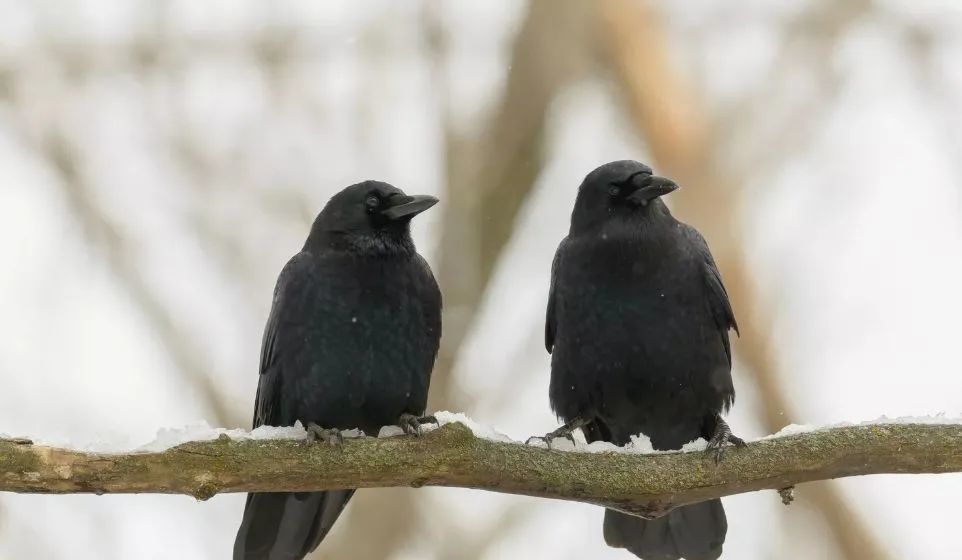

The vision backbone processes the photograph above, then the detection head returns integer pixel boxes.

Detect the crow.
[233,181,442,560]
[540,161,743,560]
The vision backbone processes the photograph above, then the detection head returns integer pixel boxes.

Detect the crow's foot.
[525,417,590,449]
[706,415,745,464]
[306,423,343,447]
[397,413,438,436]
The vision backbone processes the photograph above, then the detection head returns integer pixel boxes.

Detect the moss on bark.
[2,423,961,516]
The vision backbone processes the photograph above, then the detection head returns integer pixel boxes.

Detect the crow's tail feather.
[233,490,354,560]
[582,418,726,560]
[603,500,726,560]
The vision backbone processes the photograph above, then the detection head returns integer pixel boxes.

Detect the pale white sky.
[1,1,961,559]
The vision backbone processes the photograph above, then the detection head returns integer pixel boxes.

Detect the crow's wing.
[545,237,569,354]
[236,252,355,560]
[251,251,317,428]
[681,225,738,361]
[680,224,738,412]
[413,253,442,397]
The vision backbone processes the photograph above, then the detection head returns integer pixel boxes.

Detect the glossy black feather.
[234,181,441,560]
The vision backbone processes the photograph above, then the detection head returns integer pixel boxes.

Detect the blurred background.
[1,1,961,558]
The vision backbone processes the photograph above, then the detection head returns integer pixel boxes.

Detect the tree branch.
[3,422,960,517]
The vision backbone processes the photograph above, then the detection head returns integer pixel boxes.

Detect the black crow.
[541,160,743,560]
[233,181,442,559]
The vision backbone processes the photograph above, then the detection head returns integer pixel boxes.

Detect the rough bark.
[3,422,960,518]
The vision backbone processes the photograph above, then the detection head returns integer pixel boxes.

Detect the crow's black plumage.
[234,181,442,560]
[542,161,743,560]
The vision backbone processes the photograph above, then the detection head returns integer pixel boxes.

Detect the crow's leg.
[306,423,343,447]
[706,415,746,463]
[397,413,438,436]
[525,417,591,448]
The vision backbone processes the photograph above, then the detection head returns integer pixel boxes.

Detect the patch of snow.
[378,425,406,438]
[136,421,308,452]
[38,422,378,453]
[28,413,962,454]
[759,414,962,441]
[517,429,704,455]
[762,423,818,439]
[625,433,657,454]
[868,413,961,425]
[619,434,706,455]
[249,424,310,440]
[679,438,709,452]
[518,413,962,454]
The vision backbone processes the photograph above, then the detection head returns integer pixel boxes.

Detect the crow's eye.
[608,185,621,197]
[365,195,380,209]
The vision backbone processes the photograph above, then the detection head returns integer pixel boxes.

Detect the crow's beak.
[626,175,679,206]
[381,194,439,220]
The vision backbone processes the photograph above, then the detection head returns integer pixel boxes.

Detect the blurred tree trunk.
[320,2,591,558]
[430,0,591,412]
[596,1,892,559]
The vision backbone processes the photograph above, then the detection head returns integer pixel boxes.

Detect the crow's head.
[569,160,678,234]
[307,181,438,254]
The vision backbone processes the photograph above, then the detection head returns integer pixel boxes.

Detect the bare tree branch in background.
[430,0,593,412]
[47,134,239,429]
[717,0,870,185]
[324,3,593,558]
[596,1,892,558]
[0,77,237,427]
[3,2,954,559]
[900,21,962,184]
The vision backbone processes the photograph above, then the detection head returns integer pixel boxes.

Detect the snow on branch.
[2,415,961,517]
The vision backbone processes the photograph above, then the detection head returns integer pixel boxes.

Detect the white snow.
[24,413,962,454]
[416,412,706,454]
[868,413,962,425]
[30,421,378,453]
[137,421,308,452]
[525,431,710,455]
[760,414,962,441]
[434,412,962,455]
[762,423,818,439]
[377,425,406,438]
[135,422,368,452]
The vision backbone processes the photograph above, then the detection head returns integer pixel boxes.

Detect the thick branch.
[3,422,960,517]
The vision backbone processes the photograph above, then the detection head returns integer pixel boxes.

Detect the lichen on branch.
[2,421,961,517]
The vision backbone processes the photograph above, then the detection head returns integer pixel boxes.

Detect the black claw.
[527,435,551,448]
[706,415,744,463]
[526,417,589,449]
[306,423,343,447]
[397,413,433,437]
